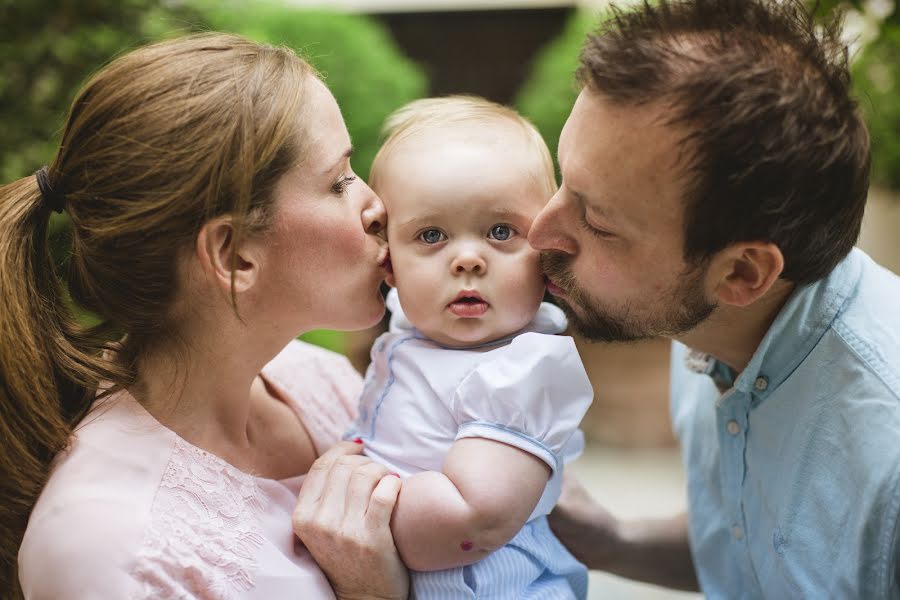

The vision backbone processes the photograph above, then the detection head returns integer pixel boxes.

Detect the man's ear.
[195,217,259,294]
[709,242,785,308]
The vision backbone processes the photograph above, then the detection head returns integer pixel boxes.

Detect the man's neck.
[676,280,796,375]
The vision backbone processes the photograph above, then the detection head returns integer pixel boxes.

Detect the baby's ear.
[385,272,396,287]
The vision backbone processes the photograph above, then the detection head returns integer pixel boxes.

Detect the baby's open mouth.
[448,292,489,317]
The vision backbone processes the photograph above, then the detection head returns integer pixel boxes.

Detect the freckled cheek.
[328,220,367,260]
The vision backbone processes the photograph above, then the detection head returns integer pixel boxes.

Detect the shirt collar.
[685,248,863,402]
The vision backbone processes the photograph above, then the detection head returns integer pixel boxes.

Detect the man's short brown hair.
[578,0,871,285]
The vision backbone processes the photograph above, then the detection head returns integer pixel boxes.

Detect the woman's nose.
[528,189,577,255]
[451,250,487,275]
[361,184,386,236]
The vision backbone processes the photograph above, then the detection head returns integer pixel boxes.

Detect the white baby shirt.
[349,289,594,522]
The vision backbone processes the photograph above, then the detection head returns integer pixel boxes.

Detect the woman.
[0,33,406,599]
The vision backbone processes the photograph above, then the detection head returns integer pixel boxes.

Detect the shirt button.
[727,420,741,435]
[732,526,744,540]
[754,376,769,391]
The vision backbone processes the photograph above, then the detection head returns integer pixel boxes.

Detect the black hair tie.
[34,166,66,214]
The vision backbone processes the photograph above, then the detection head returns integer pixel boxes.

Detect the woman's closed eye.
[417,228,447,244]
[331,175,357,195]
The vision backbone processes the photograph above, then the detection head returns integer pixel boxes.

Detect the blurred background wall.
[2,1,897,597]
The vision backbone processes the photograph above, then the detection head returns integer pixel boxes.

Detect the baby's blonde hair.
[369,95,557,197]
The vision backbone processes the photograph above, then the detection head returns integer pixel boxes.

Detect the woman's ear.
[195,217,260,294]
[710,242,785,308]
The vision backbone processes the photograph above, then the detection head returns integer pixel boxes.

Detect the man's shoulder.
[828,253,900,392]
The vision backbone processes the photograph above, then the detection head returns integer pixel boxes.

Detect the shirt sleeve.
[449,332,593,475]
[19,498,144,599]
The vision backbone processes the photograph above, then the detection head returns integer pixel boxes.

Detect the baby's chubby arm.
[390,436,550,572]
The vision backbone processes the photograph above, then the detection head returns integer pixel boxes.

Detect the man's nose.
[529,190,577,255]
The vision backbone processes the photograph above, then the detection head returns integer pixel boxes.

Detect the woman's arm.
[389,437,551,572]
[293,441,409,600]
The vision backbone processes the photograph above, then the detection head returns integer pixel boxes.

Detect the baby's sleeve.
[450,332,593,475]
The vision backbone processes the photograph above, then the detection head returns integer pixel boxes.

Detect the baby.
[348,96,593,599]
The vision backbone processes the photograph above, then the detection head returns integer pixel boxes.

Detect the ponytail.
[0,175,126,596]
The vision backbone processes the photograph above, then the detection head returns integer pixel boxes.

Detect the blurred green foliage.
[515,10,603,176]
[196,0,427,181]
[1,0,426,355]
[0,0,202,183]
[854,21,900,190]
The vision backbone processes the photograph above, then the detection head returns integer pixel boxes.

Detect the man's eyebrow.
[322,147,354,175]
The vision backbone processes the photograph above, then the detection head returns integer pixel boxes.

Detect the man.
[527,0,900,597]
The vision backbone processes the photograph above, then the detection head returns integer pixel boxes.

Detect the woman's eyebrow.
[322,147,354,175]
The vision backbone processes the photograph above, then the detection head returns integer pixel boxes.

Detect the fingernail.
[390,472,400,477]
[352,437,364,444]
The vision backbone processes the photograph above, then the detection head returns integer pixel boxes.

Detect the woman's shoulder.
[19,494,148,597]
[266,339,361,386]
[263,339,363,453]
[20,395,176,597]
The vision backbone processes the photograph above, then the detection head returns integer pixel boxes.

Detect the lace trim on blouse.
[131,438,266,599]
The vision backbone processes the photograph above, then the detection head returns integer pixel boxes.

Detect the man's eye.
[418,229,446,244]
[488,224,513,241]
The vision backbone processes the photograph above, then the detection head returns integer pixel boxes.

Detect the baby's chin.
[423,323,521,349]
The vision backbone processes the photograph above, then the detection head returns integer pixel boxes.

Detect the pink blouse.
[18,340,362,599]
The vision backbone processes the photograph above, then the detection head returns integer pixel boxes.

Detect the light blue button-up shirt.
[671,248,900,599]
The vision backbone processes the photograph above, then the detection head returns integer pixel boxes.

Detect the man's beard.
[540,251,716,342]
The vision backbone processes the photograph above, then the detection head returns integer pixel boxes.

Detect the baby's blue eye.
[419,229,446,244]
[489,225,513,241]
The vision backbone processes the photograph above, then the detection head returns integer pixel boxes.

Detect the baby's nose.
[451,251,487,274]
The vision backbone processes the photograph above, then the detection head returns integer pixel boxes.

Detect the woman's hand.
[293,441,408,600]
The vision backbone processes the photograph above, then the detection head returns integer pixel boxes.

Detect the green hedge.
[0,0,200,183]
[853,23,900,191]
[517,6,900,194]
[198,0,427,181]
[515,10,605,175]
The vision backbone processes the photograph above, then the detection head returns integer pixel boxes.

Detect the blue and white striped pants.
[410,516,588,599]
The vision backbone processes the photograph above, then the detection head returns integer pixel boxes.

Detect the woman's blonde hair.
[0,32,314,594]
[369,95,557,197]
